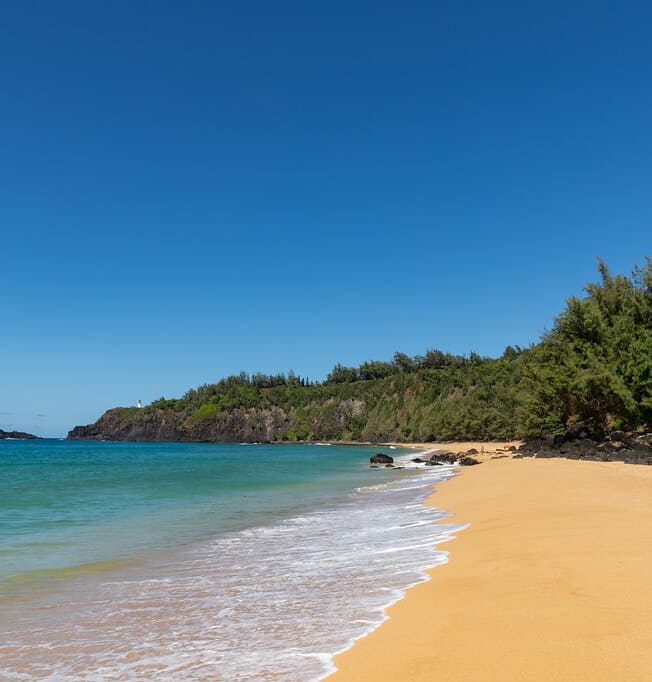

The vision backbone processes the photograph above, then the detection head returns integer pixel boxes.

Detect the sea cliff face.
[68,409,183,441]
[67,401,367,443]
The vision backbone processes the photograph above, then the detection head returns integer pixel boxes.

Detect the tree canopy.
[121,259,652,442]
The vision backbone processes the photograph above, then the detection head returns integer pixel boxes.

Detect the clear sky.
[2,1,651,437]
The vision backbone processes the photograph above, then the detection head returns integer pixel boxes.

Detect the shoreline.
[327,450,652,681]
[1,441,459,681]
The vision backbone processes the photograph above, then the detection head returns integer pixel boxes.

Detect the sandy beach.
[328,450,652,681]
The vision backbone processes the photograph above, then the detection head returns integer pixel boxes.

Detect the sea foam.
[1,464,462,681]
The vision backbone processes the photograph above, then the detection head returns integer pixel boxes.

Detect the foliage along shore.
[69,259,652,448]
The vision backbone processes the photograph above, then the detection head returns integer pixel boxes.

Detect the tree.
[393,352,414,373]
[326,364,359,383]
[523,259,652,432]
[359,360,396,380]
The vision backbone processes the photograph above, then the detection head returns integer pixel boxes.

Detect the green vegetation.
[523,259,652,436]
[129,259,652,442]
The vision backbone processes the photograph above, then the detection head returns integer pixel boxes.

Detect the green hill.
[68,259,652,443]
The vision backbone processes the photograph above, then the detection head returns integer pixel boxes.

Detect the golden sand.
[328,454,652,681]
[386,441,523,457]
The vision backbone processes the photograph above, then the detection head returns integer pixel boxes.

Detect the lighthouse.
[137,400,143,408]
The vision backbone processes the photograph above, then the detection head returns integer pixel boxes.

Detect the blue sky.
[2,1,651,437]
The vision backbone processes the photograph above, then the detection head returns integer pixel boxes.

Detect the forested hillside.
[69,259,652,443]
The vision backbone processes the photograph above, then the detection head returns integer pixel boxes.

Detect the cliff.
[67,259,652,447]
[66,351,525,444]
[67,400,369,443]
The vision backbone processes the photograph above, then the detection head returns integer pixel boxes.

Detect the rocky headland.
[67,403,364,443]
[67,409,652,466]
[0,429,40,439]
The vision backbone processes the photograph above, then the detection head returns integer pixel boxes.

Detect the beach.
[328,451,652,681]
[0,440,459,681]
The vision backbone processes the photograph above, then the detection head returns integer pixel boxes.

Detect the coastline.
[1,441,459,681]
[327,450,652,681]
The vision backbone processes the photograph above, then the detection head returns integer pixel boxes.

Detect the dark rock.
[432,452,458,465]
[370,453,394,464]
[385,463,395,468]
[412,458,425,463]
[413,451,438,463]
[622,447,652,465]
[562,419,605,443]
[508,445,517,452]
[459,456,480,466]
[521,431,652,466]
[424,460,443,466]
[635,433,652,447]
[466,448,479,455]
[576,439,600,453]
[0,429,40,439]
[513,448,533,458]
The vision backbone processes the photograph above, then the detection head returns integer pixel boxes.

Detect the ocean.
[0,439,463,681]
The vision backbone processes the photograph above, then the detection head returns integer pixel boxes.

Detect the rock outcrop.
[68,401,369,443]
[422,451,480,466]
[0,429,40,439]
[518,422,652,465]
[370,453,394,464]
[67,408,183,441]
[67,406,294,442]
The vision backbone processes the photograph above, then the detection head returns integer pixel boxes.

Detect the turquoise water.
[0,439,462,681]
[1,440,393,586]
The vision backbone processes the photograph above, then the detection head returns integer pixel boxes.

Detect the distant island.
[68,259,652,463]
[0,429,40,440]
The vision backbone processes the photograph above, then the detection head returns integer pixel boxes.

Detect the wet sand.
[328,455,652,681]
